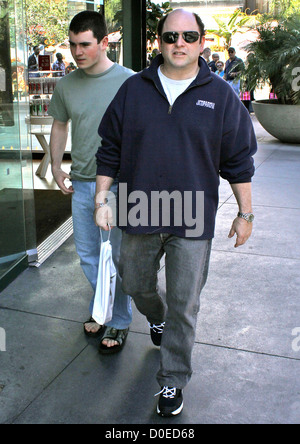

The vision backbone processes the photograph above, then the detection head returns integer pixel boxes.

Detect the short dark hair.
[69,11,108,43]
[157,11,206,39]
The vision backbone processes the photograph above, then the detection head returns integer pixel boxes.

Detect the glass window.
[0,0,128,289]
[104,0,123,64]
[67,0,123,64]
[0,0,28,285]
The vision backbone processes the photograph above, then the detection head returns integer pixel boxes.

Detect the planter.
[252,100,300,144]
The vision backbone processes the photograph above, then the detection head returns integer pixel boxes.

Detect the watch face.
[248,214,255,222]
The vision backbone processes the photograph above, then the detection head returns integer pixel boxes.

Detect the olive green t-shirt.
[48,64,134,181]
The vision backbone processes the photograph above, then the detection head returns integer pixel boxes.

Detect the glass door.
[0,0,28,290]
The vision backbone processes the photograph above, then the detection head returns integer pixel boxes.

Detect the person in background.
[52,53,66,77]
[202,47,211,64]
[28,46,40,77]
[216,60,225,78]
[65,62,77,75]
[241,86,255,114]
[147,48,160,66]
[48,10,133,354]
[208,53,219,72]
[224,47,244,96]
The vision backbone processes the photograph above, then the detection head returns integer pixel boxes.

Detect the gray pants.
[119,232,212,389]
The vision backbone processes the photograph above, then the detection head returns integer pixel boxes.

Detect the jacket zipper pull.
[168,105,173,115]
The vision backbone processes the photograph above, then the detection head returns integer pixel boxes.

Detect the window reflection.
[0,0,27,285]
[0,0,14,127]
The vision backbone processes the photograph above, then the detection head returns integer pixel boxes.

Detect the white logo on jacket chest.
[196,100,215,110]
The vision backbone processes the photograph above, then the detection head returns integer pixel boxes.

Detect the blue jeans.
[119,233,212,389]
[228,79,241,96]
[72,181,132,330]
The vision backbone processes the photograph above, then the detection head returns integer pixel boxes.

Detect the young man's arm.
[228,182,253,248]
[94,175,114,231]
[50,119,73,195]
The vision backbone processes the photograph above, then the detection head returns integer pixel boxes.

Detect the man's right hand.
[52,167,74,195]
[94,205,114,231]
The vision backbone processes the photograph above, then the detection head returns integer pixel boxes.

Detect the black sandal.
[99,327,129,355]
[83,317,103,338]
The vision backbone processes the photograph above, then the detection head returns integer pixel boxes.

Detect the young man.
[48,11,133,353]
[95,9,257,416]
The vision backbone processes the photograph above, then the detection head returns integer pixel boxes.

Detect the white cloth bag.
[92,227,117,325]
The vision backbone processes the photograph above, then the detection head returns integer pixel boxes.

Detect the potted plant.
[241,14,300,143]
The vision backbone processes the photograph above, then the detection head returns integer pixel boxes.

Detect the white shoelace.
[149,322,165,333]
[155,386,176,398]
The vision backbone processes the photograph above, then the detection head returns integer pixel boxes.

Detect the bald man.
[95,9,257,417]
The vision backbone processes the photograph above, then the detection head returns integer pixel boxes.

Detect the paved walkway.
[0,116,300,424]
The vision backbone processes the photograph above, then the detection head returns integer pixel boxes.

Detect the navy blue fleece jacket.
[96,55,257,239]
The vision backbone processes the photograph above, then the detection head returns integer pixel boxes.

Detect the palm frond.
[241,13,300,104]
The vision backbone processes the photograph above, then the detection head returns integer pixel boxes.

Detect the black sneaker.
[149,322,165,346]
[156,386,184,417]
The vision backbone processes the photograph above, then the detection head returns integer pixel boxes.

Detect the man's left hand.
[228,217,253,248]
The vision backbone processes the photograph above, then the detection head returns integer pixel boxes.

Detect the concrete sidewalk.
[0,116,300,424]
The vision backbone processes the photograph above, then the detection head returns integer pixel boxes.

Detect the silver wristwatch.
[238,212,255,223]
[95,198,108,209]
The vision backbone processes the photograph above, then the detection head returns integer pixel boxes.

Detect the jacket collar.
[142,54,213,88]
